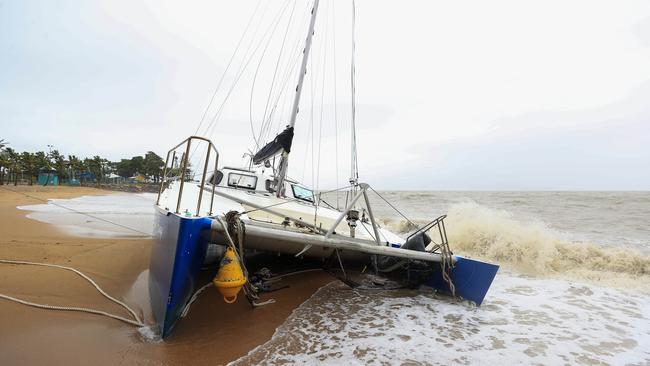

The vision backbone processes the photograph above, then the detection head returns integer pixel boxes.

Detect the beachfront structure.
[129,174,146,183]
[37,168,58,186]
[106,173,125,184]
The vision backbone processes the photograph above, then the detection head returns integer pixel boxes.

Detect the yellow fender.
[212,247,247,303]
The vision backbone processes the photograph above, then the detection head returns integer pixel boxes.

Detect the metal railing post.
[176,139,191,214]
[196,146,211,216]
[209,144,219,215]
[157,136,219,216]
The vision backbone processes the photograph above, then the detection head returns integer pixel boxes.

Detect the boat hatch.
[291,184,314,203]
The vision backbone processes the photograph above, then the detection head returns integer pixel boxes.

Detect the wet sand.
[0,186,333,365]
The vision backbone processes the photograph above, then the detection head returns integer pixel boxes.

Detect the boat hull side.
[427,255,499,306]
[149,208,212,338]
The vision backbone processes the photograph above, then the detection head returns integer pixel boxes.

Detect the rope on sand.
[217,215,276,308]
[181,282,213,318]
[0,259,145,327]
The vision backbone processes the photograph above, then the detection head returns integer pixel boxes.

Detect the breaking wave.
[382,202,650,289]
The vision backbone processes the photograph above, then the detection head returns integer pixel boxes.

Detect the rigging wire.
[313,6,330,228]
[201,1,286,140]
[204,1,313,150]
[331,0,340,209]
[300,32,315,185]
[191,0,262,138]
[300,0,323,187]
[258,3,313,145]
[309,39,317,187]
[187,0,274,164]
[300,110,313,183]
[255,0,298,148]
[368,186,418,229]
[315,3,330,195]
[248,0,293,150]
[307,2,327,190]
[261,32,303,143]
[350,0,359,185]
[257,38,302,144]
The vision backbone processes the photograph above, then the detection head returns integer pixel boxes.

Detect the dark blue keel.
[427,256,499,306]
[149,208,213,338]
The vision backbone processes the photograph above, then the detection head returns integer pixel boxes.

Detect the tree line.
[0,139,166,186]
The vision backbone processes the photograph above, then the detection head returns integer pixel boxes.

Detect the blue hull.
[427,255,499,306]
[149,208,213,338]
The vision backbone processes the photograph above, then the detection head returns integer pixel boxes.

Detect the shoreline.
[0,185,333,365]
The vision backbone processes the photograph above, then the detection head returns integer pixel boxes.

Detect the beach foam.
[17,193,156,238]
[232,273,650,365]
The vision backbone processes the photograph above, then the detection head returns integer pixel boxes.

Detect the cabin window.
[227,173,257,190]
[291,185,314,203]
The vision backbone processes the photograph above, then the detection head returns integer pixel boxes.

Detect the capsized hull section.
[427,255,499,306]
[149,207,212,338]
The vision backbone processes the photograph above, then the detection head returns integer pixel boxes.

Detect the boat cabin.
[211,167,314,203]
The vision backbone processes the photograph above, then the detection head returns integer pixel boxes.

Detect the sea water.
[17,193,156,238]
[233,191,650,365]
[18,191,650,364]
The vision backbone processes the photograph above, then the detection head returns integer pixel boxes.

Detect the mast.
[274,0,320,197]
[350,0,359,188]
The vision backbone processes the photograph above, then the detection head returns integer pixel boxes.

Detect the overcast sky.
[2,0,650,190]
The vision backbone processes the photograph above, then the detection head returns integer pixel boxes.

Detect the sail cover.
[252,127,294,165]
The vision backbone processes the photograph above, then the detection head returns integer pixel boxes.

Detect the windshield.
[291,185,314,203]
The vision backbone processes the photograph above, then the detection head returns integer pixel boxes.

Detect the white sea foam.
[232,273,650,365]
[137,325,162,343]
[17,193,156,238]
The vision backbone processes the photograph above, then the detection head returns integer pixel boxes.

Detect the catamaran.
[149,0,498,338]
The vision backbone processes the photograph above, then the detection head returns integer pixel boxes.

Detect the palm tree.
[86,155,107,187]
[34,151,49,169]
[0,140,7,184]
[68,155,85,184]
[50,149,67,181]
[20,152,38,185]
[4,148,20,186]
[0,152,8,185]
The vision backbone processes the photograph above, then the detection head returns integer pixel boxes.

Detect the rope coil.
[0,259,145,327]
[218,214,275,307]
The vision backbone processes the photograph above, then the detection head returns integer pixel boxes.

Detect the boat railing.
[405,215,449,252]
[156,136,220,216]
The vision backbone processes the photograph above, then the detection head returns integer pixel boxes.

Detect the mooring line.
[0,259,145,327]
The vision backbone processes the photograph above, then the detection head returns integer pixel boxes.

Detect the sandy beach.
[0,185,332,365]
